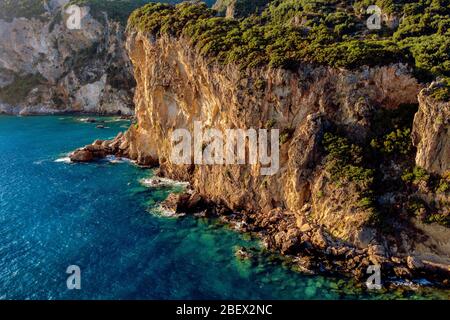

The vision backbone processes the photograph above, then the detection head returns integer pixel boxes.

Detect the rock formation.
[413,85,450,176]
[69,1,450,285]
[0,1,135,115]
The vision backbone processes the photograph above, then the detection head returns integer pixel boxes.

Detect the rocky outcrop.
[412,85,450,176]
[0,2,134,115]
[71,28,450,284]
[70,132,128,162]
[123,31,420,216]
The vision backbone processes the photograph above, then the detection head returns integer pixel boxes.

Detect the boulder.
[70,149,93,162]
[406,256,424,270]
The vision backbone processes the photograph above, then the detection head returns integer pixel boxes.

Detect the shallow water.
[0,115,448,300]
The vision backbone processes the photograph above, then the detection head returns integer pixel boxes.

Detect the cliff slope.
[0,0,136,115]
[73,1,450,284]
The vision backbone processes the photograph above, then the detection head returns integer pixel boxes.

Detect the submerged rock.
[235,246,254,261]
[160,192,208,216]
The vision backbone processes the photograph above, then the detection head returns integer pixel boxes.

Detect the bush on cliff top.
[429,77,450,101]
[127,0,450,85]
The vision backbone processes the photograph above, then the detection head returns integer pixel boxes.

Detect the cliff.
[0,1,135,115]
[71,1,450,284]
[413,85,450,176]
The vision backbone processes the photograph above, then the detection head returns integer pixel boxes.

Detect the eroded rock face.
[122,32,422,248]
[69,29,450,282]
[0,4,134,115]
[413,87,450,176]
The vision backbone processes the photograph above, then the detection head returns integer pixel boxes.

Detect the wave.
[104,155,134,164]
[140,177,189,189]
[150,206,186,218]
[390,278,433,289]
[54,156,71,164]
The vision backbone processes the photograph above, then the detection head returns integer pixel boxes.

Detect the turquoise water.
[0,115,448,300]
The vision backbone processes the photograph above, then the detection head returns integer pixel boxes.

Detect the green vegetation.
[429,77,450,101]
[0,74,46,105]
[370,127,413,155]
[0,0,47,21]
[426,212,450,227]
[279,128,294,144]
[436,172,450,193]
[322,132,375,208]
[127,0,450,92]
[401,166,430,185]
[406,197,427,218]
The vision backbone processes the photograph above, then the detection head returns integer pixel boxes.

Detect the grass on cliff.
[0,74,46,105]
[127,0,450,90]
[322,132,376,211]
[429,77,450,101]
[0,0,47,21]
[323,128,449,229]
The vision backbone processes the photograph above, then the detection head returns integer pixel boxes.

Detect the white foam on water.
[54,157,71,163]
[140,177,189,188]
[151,206,186,218]
[104,155,133,164]
[104,118,131,123]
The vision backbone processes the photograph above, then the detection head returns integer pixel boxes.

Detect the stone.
[311,229,327,249]
[412,87,450,175]
[70,149,93,162]
[407,256,424,270]
[300,223,312,232]
[235,247,253,260]
[394,266,412,278]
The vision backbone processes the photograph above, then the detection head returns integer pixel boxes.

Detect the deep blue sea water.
[0,115,448,300]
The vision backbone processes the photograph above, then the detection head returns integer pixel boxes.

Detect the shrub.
[125,0,450,85]
[401,166,430,185]
[370,127,413,155]
[429,77,450,101]
[323,132,375,202]
[406,197,427,218]
[426,212,450,227]
[436,171,450,193]
[0,74,46,105]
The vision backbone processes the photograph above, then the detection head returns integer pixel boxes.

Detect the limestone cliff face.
[0,3,134,115]
[123,31,426,248]
[413,87,450,176]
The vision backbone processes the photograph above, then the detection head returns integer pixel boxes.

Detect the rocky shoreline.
[71,139,450,289]
[160,187,450,289]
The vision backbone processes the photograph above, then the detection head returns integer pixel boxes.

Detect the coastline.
[69,137,450,290]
